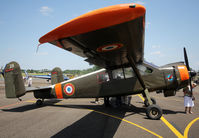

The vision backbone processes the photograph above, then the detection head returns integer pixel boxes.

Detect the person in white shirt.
[183,83,196,114]
[27,77,32,87]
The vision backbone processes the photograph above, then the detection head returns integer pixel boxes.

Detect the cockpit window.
[112,65,153,80]
[137,64,153,75]
[112,68,125,79]
[112,67,135,79]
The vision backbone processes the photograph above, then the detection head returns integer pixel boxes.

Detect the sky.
[0,0,199,71]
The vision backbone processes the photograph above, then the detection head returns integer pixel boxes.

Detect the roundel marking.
[166,74,173,82]
[97,43,123,52]
[63,83,75,96]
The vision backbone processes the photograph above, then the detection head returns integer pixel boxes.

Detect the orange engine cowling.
[177,65,189,81]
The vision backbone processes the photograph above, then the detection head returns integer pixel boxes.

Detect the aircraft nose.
[190,70,197,77]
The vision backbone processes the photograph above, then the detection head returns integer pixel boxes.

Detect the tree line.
[22,65,102,76]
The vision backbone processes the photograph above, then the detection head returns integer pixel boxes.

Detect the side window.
[97,72,109,83]
[124,67,135,78]
[111,64,153,80]
[112,69,124,79]
[137,65,153,75]
[112,67,135,79]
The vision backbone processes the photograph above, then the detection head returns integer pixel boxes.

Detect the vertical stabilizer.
[4,61,26,98]
[51,67,64,85]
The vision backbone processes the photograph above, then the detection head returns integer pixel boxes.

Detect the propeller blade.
[183,47,194,93]
[183,47,190,71]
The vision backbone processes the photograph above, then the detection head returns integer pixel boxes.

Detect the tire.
[144,97,156,107]
[146,104,162,120]
[36,99,43,106]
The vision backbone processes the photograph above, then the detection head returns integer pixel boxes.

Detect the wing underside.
[39,3,146,69]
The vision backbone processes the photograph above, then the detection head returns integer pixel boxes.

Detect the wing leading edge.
[39,3,146,69]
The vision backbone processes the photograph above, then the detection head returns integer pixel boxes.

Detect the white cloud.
[149,51,165,58]
[152,45,160,49]
[40,6,53,16]
[150,51,161,55]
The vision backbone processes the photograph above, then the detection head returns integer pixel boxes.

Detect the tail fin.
[4,61,26,98]
[51,67,64,85]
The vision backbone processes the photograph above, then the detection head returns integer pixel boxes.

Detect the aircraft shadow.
[51,110,124,138]
[162,109,185,114]
[1,99,62,112]
[1,99,185,115]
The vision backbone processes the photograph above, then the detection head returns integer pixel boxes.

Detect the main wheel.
[144,97,156,107]
[36,99,43,106]
[146,104,162,120]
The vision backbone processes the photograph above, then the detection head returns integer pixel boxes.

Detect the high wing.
[39,3,146,69]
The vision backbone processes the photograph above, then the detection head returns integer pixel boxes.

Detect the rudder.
[51,67,64,85]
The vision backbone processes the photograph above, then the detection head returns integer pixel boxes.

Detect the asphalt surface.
[0,78,199,138]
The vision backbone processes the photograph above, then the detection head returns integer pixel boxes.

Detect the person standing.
[183,83,197,114]
[27,77,32,87]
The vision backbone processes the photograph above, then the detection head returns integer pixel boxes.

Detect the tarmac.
[0,78,199,138]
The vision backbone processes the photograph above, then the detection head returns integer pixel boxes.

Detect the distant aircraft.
[2,3,196,120]
[24,68,69,84]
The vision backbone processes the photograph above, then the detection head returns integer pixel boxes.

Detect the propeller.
[183,47,196,93]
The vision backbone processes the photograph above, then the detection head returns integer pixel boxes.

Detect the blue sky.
[0,0,199,71]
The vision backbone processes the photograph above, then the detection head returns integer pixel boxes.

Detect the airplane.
[2,3,196,120]
[24,68,69,84]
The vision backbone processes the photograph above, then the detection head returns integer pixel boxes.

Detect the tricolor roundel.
[63,83,75,96]
[97,43,123,52]
[166,74,173,82]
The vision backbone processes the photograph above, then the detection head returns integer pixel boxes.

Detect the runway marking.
[2,97,199,138]
[137,94,199,138]
[160,117,184,138]
[184,117,199,138]
[23,100,162,137]
[88,109,163,138]
[0,102,22,109]
[0,98,35,109]
[25,100,37,103]
[137,94,184,138]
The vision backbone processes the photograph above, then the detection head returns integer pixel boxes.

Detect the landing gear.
[127,54,163,120]
[36,99,44,106]
[144,97,156,107]
[142,89,162,120]
[104,97,110,107]
[146,104,162,120]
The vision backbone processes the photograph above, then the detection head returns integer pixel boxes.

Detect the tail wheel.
[146,104,162,120]
[36,99,43,106]
[144,97,156,107]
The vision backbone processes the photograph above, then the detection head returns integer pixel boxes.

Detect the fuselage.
[45,61,189,99]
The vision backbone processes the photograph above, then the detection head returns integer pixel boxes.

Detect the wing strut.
[127,55,152,105]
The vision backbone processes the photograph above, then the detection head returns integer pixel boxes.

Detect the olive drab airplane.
[2,3,196,120]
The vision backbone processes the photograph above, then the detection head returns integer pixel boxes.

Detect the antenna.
[36,43,42,53]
